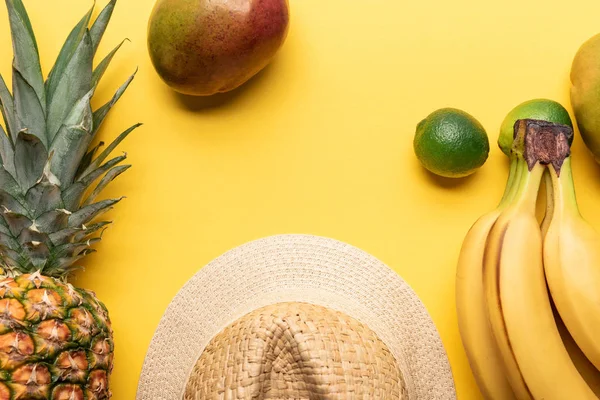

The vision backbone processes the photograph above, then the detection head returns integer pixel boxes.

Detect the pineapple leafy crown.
[0,0,139,279]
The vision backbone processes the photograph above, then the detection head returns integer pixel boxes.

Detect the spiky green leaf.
[53,242,87,258]
[6,0,45,109]
[92,70,137,132]
[53,227,96,247]
[0,0,136,276]
[82,123,139,177]
[63,88,94,130]
[51,126,92,189]
[79,152,125,185]
[74,221,111,242]
[49,89,94,187]
[75,140,104,180]
[48,227,81,246]
[0,75,16,139]
[0,190,26,215]
[47,250,93,273]
[92,39,127,90]
[0,247,21,267]
[6,0,35,47]
[45,5,93,107]
[61,184,84,212]
[90,0,116,55]
[0,222,11,236]
[63,154,126,209]
[17,226,48,245]
[81,154,127,188]
[38,159,61,189]
[13,69,46,146]
[81,237,101,248]
[69,197,122,227]
[0,231,19,250]
[0,126,15,180]
[25,182,62,218]
[46,31,93,141]
[83,164,130,206]
[36,209,70,234]
[13,131,47,191]
[1,208,30,236]
[54,239,100,259]
[0,164,19,197]
[22,240,49,268]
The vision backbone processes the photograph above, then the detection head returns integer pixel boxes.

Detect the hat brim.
[136,234,456,399]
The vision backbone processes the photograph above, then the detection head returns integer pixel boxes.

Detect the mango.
[147,0,290,96]
[571,33,600,161]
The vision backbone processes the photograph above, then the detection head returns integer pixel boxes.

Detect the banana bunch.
[456,119,600,400]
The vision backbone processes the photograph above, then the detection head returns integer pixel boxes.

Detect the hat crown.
[184,302,407,399]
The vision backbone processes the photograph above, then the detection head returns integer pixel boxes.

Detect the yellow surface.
[1,0,600,398]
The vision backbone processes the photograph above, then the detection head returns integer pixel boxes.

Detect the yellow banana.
[541,161,600,394]
[484,154,596,399]
[554,302,600,397]
[455,159,519,400]
[482,158,537,400]
[543,157,600,372]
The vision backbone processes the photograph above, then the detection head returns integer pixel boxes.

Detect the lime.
[499,99,573,156]
[414,108,489,178]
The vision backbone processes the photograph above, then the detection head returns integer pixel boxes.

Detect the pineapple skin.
[0,272,112,400]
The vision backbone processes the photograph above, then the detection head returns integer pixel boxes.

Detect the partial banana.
[554,301,600,397]
[482,158,540,400]
[483,120,596,400]
[541,161,600,395]
[455,159,519,400]
[543,156,600,372]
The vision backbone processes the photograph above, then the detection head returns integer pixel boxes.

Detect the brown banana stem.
[512,119,573,175]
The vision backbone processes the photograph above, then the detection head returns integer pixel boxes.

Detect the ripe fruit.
[147,0,290,96]
[455,158,519,399]
[0,273,113,398]
[543,149,600,373]
[555,306,600,397]
[456,119,597,399]
[413,108,489,178]
[0,0,139,397]
[571,33,600,161]
[498,99,573,156]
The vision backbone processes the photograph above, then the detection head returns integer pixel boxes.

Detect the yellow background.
[0,0,599,398]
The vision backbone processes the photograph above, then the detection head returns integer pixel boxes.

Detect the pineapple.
[0,0,139,398]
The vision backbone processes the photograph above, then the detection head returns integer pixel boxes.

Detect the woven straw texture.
[185,302,407,399]
[137,234,456,399]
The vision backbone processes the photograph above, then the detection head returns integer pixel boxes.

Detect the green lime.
[414,108,489,178]
[499,99,573,156]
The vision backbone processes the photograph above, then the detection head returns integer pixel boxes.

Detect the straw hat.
[137,234,456,399]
